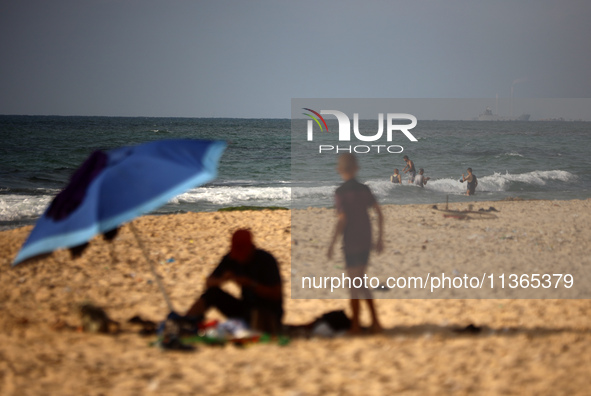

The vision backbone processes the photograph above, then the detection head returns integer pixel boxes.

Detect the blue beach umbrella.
[13,139,226,266]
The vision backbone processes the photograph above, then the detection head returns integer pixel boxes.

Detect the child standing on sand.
[327,153,384,334]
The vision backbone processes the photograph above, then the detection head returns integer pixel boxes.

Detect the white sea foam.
[480,170,575,188]
[422,178,466,194]
[0,170,577,223]
[170,186,292,205]
[365,180,401,197]
[292,186,338,199]
[172,170,576,205]
[423,170,576,194]
[0,194,52,221]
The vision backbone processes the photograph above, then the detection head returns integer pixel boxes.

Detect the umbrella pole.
[129,222,175,313]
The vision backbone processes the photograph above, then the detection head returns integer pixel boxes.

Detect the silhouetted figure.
[327,154,384,334]
[186,229,283,334]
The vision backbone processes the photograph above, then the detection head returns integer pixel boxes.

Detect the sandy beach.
[1,199,591,395]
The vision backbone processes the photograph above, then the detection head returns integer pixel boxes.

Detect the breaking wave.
[0,170,577,224]
[421,170,576,194]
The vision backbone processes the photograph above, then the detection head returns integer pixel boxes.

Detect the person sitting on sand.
[414,168,430,187]
[185,229,283,334]
[327,153,384,334]
[461,167,478,196]
[390,168,402,184]
[402,155,416,183]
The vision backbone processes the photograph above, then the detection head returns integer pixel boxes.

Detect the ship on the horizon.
[474,107,530,121]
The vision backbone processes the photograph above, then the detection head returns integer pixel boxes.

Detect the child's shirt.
[335,178,377,254]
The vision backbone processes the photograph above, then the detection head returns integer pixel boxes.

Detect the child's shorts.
[345,250,370,268]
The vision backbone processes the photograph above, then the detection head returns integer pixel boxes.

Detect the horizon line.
[1,114,589,122]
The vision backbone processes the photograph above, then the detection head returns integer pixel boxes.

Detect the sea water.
[1,116,589,230]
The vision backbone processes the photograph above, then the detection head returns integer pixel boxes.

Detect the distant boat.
[474,107,530,121]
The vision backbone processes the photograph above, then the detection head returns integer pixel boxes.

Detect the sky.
[0,0,590,118]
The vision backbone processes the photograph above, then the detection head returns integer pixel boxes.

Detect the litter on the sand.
[136,313,291,350]
[432,204,498,220]
[453,324,482,334]
[78,303,120,334]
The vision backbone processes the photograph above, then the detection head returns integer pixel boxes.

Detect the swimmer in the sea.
[414,168,430,187]
[402,155,416,183]
[390,168,401,184]
[461,167,478,196]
